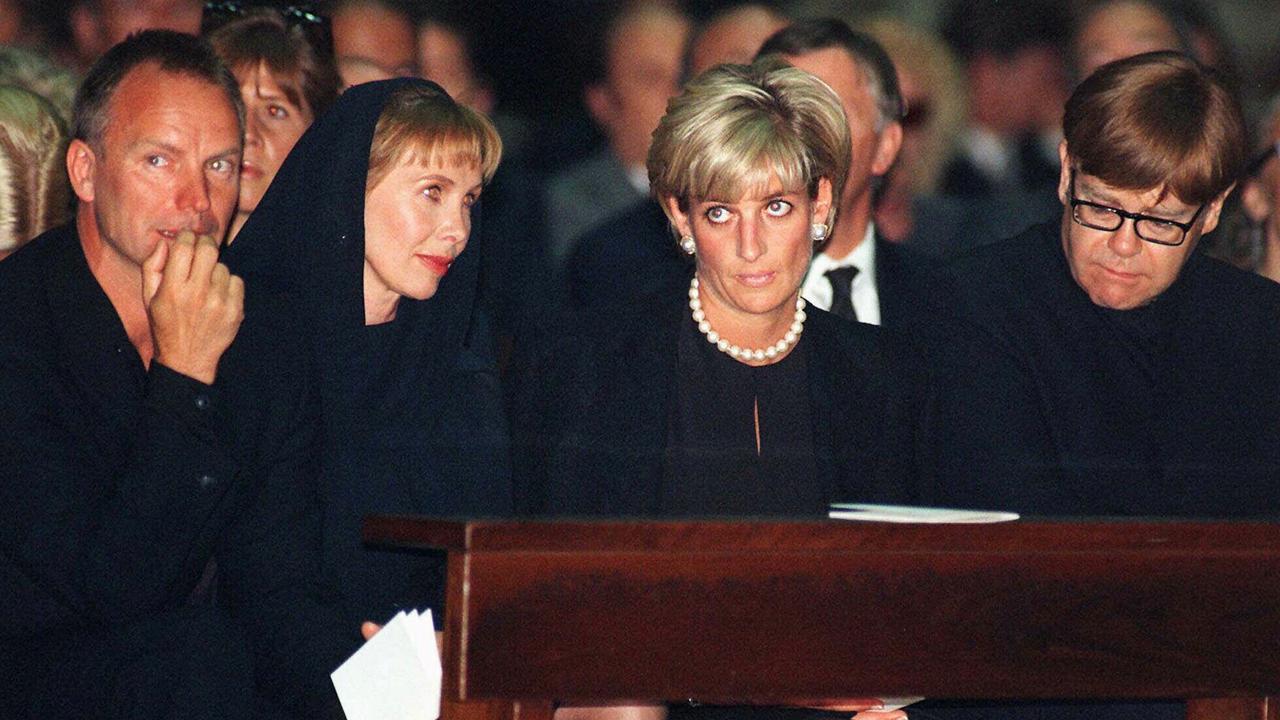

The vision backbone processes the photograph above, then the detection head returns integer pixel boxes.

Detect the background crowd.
[3,0,1280,291]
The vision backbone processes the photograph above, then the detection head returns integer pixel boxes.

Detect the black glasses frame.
[202,1,330,39]
[1068,170,1204,247]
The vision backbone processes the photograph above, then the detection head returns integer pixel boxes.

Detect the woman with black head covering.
[225,78,511,644]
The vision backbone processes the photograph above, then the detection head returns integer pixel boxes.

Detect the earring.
[810,223,828,243]
[679,235,697,255]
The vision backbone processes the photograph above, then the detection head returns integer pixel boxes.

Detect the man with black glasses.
[920,46,1280,720]
[929,50,1280,519]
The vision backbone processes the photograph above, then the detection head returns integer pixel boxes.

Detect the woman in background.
[204,2,340,241]
[0,85,69,259]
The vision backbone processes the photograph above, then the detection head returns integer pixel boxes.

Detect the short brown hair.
[365,83,502,191]
[207,6,341,119]
[648,57,850,229]
[1063,51,1244,205]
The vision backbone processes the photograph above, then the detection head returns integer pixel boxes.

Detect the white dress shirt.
[801,223,880,326]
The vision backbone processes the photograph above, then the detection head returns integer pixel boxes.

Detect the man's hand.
[142,231,244,385]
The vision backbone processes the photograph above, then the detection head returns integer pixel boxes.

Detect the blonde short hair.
[0,86,70,255]
[648,57,850,230]
[366,83,502,191]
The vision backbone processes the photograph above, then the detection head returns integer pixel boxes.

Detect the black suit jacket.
[875,232,942,332]
[567,199,691,310]
[509,286,928,517]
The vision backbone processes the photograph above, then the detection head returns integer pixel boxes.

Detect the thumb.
[360,621,382,641]
[142,238,169,305]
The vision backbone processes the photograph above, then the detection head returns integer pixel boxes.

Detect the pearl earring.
[811,223,828,242]
[679,235,697,255]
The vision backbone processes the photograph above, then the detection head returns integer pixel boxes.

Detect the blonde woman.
[0,85,70,259]
[513,58,925,720]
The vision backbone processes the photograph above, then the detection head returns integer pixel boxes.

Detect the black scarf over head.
[225,78,512,626]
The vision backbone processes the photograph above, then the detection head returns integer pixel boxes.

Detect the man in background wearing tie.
[759,19,933,329]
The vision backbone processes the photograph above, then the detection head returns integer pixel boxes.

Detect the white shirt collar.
[801,223,881,325]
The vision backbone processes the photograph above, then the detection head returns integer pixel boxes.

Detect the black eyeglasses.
[1068,170,1204,247]
[202,1,331,42]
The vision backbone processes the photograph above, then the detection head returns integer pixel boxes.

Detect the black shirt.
[663,313,818,516]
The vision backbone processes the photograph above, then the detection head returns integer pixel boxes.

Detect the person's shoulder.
[0,225,75,329]
[0,225,72,284]
[1194,252,1280,301]
[806,306,915,369]
[945,220,1056,274]
[1185,253,1280,338]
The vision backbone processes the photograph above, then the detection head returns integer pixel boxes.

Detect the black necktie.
[824,266,859,322]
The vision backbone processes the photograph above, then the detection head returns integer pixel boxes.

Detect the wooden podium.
[364,518,1280,720]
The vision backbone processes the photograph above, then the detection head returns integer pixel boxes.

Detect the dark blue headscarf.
[225,78,512,628]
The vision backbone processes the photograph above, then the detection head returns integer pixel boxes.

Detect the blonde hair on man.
[0,85,70,257]
[647,56,851,233]
[366,83,502,191]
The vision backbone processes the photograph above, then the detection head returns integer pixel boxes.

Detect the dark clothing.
[511,282,928,518]
[225,79,513,647]
[919,220,1280,720]
[0,224,325,718]
[662,313,819,516]
[929,220,1280,516]
[875,234,942,332]
[567,199,691,310]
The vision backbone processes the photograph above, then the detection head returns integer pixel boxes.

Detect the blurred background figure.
[205,2,341,241]
[0,45,77,123]
[327,0,416,87]
[565,2,789,310]
[1073,0,1185,80]
[860,15,967,246]
[0,85,70,259]
[1208,95,1280,284]
[415,9,491,114]
[685,2,787,77]
[68,0,202,70]
[940,0,1070,201]
[543,1,690,274]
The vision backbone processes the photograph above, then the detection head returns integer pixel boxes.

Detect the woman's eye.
[765,199,792,217]
[267,104,289,119]
[146,155,167,168]
[463,193,479,208]
[705,206,729,224]
[424,186,442,201]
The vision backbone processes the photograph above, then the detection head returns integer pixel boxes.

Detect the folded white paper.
[829,503,1019,524]
[331,609,442,720]
[878,696,926,711]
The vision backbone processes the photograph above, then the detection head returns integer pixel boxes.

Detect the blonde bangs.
[680,113,814,202]
[367,85,502,191]
[648,58,850,229]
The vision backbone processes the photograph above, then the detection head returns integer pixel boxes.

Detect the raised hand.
[142,230,244,384]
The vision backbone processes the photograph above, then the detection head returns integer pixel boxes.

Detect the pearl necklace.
[688,276,806,363]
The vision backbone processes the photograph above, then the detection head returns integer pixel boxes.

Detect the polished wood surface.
[365,518,1280,714]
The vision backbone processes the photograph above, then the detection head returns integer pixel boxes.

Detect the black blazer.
[509,287,928,517]
[876,232,942,332]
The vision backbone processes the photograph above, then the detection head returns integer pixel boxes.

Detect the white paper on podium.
[829,503,1019,524]
[331,609,442,720]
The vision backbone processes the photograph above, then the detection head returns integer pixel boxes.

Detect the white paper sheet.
[331,609,442,720]
[829,503,1019,524]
